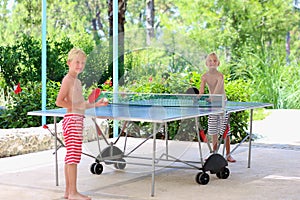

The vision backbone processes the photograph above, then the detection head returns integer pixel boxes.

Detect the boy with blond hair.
[199,52,236,163]
[56,47,108,199]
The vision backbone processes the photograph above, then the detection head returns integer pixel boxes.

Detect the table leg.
[54,116,59,186]
[248,109,253,168]
[165,122,168,159]
[151,123,157,197]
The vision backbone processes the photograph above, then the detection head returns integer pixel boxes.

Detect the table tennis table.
[28,92,272,197]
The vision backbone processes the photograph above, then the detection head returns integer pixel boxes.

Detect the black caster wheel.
[90,163,96,174]
[114,158,126,169]
[195,172,210,185]
[216,167,230,179]
[90,163,103,175]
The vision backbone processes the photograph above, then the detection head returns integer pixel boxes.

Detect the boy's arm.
[85,98,109,109]
[212,73,225,94]
[199,75,206,94]
[55,78,73,109]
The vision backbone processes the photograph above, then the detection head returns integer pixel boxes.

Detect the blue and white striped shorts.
[207,112,230,135]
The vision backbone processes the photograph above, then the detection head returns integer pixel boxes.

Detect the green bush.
[0,82,42,128]
[0,35,72,88]
[226,46,300,109]
[0,80,59,128]
[225,78,252,143]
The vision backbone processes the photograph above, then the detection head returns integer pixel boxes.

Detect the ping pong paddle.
[185,87,199,94]
[88,88,101,103]
[199,129,208,142]
[222,124,230,139]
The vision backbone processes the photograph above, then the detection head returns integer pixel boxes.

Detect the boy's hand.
[95,97,109,107]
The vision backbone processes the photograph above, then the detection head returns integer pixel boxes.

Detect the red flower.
[104,80,112,86]
[43,124,49,129]
[14,83,22,94]
[149,76,153,82]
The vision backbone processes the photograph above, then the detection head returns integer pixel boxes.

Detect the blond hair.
[206,52,220,66]
[67,47,86,61]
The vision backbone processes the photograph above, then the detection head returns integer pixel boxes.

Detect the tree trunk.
[108,0,126,85]
[85,0,103,43]
[146,0,155,45]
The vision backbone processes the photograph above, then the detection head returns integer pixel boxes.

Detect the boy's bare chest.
[69,81,84,101]
[206,74,219,86]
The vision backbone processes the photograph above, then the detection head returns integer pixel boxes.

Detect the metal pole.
[54,117,59,186]
[151,123,157,197]
[41,0,47,125]
[248,109,254,168]
[113,0,119,138]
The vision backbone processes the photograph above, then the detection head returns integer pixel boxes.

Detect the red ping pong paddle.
[199,130,207,142]
[222,124,230,139]
[88,88,101,103]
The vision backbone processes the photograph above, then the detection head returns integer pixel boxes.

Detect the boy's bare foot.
[64,193,68,199]
[68,192,91,200]
[227,155,236,163]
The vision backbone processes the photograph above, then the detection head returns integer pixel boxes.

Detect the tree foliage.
[0,35,74,87]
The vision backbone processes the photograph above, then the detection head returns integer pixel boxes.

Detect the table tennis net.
[99,92,225,108]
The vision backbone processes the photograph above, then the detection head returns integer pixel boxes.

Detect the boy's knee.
[65,152,82,164]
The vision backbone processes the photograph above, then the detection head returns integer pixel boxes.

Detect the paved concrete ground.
[0,109,299,200]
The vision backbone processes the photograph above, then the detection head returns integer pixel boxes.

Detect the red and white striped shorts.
[62,113,84,164]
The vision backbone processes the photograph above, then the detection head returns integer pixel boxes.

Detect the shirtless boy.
[199,52,236,163]
[56,47,109,200]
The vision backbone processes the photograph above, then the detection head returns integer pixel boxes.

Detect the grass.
[253,108,272,121]
[0,87,6,106]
